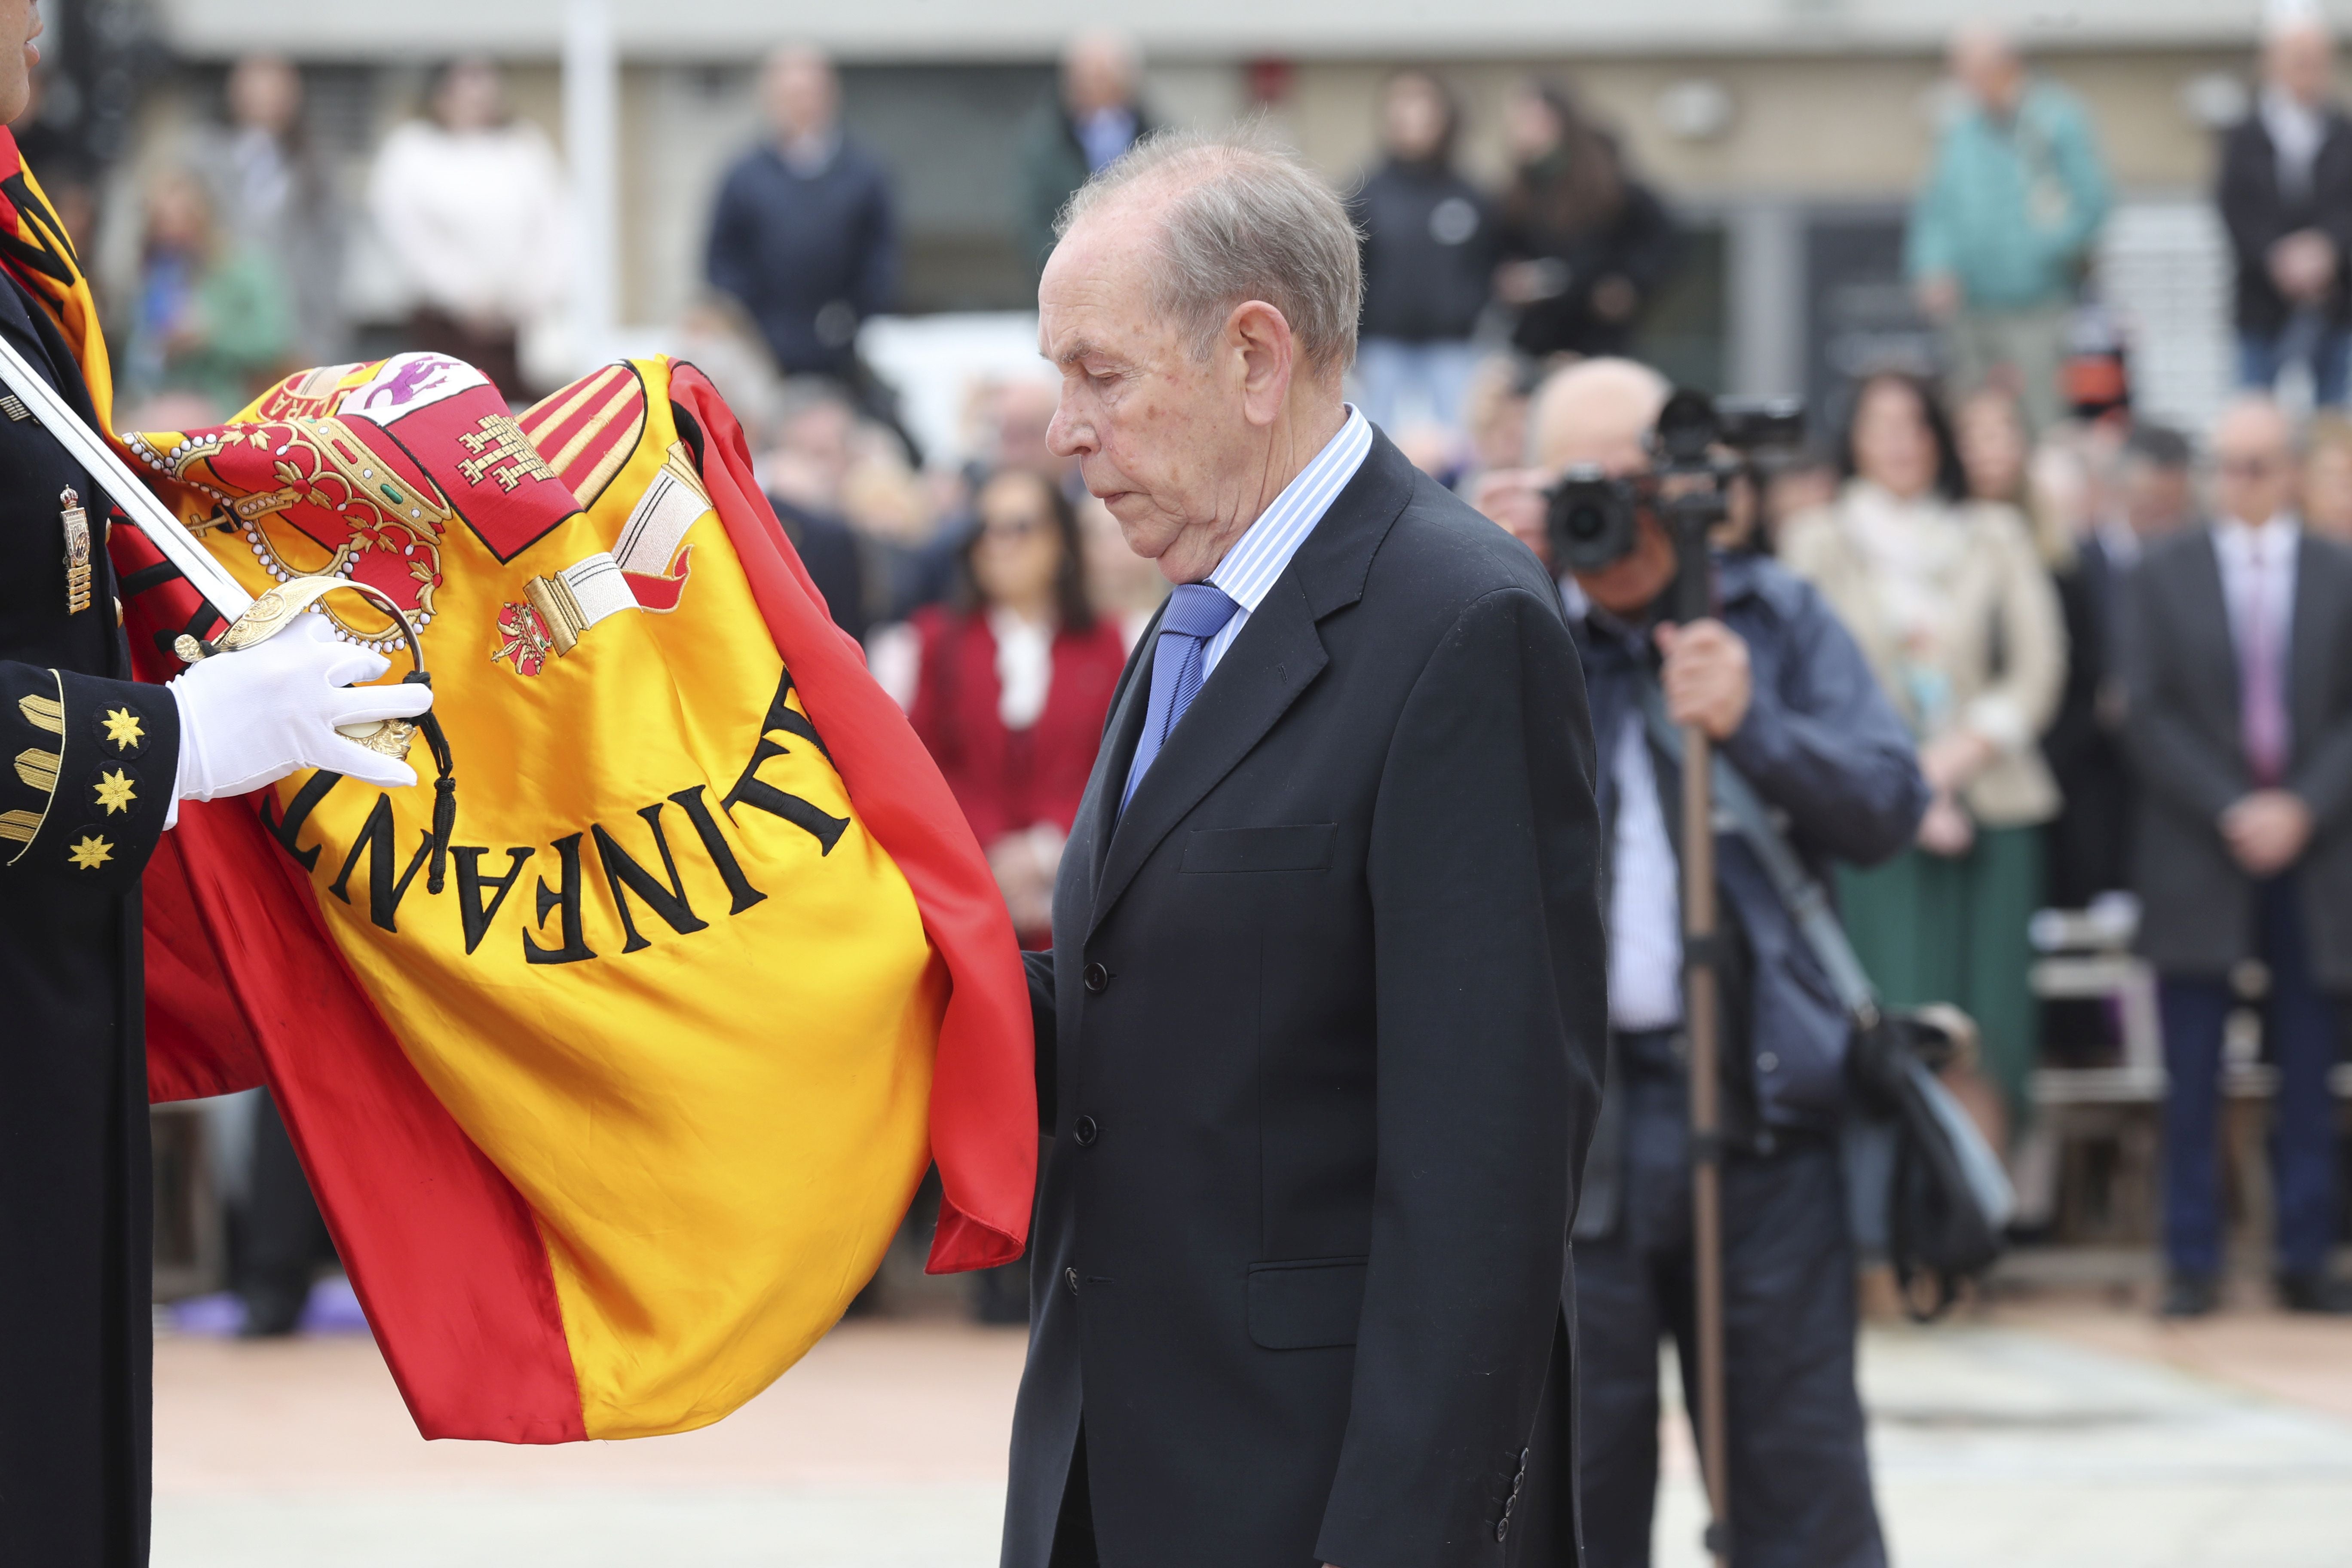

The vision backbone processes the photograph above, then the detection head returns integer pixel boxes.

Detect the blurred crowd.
[58,9,2352,1328]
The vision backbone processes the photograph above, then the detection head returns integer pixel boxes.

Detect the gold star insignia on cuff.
[101,707,144,750]
[67,833,113,870]
[93,769,135,814]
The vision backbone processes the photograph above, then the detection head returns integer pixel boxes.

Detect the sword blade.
[0,331,254,619]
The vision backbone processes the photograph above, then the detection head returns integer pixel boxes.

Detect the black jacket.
[705,138,898,378]
[1349,159,1500,343]
[1006,434,1605,1568]
[1500,168,1681,361]
[2217,107,2352,335]
[0,263,181,1567]
[2119,525,2352,984]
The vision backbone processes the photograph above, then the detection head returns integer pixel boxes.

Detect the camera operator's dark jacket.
[1569,553,1926,1132]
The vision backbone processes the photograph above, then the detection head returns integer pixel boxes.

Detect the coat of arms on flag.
[121,354,1035,1443]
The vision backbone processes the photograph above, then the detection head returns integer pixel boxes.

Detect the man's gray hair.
[1055,127,1362,374]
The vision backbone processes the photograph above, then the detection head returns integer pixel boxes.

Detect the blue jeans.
[2159,873,2346,1277]
[1352,337,1483,438]
[2239,322,2352,407]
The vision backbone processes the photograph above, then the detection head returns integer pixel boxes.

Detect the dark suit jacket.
[2119,525,2352,983]
[2044,534,2134,905]
[1004,434,1606,1568]
[2217,109,2352,335]
[0,266,180,1566]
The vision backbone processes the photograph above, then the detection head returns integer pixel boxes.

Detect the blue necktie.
[1121,583,1241,810]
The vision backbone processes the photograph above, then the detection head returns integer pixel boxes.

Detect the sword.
[0,334,443,782]
[0,330,255,621]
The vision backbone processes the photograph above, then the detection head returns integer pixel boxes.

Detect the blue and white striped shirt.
[1197,404,1373,680]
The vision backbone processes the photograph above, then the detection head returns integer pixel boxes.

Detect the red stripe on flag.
[126,528,585,1443]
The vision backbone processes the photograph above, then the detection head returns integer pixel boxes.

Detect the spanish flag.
[0,127,1035,1442]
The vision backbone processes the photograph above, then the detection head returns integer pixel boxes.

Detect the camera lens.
[1562,499,1610,544]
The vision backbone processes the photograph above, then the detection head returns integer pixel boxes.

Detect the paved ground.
[154,1298,2352,1568]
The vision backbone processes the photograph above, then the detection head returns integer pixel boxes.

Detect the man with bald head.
[2220,15,2352,406]
[2121,396,2352,1317]
[1011,130,1604,1568]
[1909,23,2109,431]
[1484,358,1923,1567]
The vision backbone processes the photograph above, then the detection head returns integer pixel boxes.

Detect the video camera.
[1545,390,1806,585]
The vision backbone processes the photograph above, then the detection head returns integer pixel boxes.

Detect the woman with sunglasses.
[900,466,1128,950]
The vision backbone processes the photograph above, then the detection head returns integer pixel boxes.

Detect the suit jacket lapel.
[1085,612,1161,895]
[1081,433,1418,941]
[1087,579,1329,940]
[2289,531,2335,757]
[2181,531,2239,730]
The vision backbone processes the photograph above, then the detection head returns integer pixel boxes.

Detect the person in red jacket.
[903,467,1127,947]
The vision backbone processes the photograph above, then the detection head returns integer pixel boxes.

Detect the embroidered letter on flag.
[114,353,1036,1441]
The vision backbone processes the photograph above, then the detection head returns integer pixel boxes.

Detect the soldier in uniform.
[0,3,431,1561]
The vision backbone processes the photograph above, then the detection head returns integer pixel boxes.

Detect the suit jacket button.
[1072,1114,1099,1147]
[1064,1267,1080,1295]
[1082,962,1109,993]
[1495,1517,1510,1542]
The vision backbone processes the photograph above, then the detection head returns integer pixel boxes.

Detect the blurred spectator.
[1454,351,1537,497]
[120,167,293,412]
[1780,373,2067,1124]
[986,376,1078,494]
[1495,82,1681,364]
[368,58,567,400]
[707,47,897,392]
[763,379,887,644]
[1014,31,1150,282]
[879,465,1127,951]
[2119,397,2352,1317]
[1348,69,1497,438]
[1760,448,1842,552]
[2220,16,2352,407]
[2113,420,2199,545]
[208,55,348,367]
[1909,25,2110,433]
[2303,411,2352,537]
[2037,429,2126,913]
[11,67,94,254]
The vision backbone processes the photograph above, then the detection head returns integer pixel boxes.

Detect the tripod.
[1666,494,1731,1568]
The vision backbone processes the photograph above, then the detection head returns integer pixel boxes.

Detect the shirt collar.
[1205,405,1373,613]
[2217,512,2300,545]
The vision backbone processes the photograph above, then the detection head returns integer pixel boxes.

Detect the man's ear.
[1226,300,1295,429]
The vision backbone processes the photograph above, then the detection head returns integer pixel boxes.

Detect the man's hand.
[1919,729,1997,795]
[170,614,432,799]
[1917,792,1976,857]
[1471,467,1552,569]
[1655,619,1752,741]
[2269,228,2339,302]
[2221,789,2313,877]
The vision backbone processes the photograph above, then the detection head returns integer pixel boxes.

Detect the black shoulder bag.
[1641,693,2015,1319]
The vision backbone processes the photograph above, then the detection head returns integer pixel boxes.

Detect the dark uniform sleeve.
[0,659,178,892]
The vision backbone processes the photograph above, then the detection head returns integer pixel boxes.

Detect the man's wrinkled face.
[0,0,41,126]
[1039,204,1254,584]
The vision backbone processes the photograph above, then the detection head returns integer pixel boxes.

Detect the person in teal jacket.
[1908,24,2110,432]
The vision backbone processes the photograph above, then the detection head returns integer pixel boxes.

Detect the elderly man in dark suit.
[2121,396,2352,1317]
[1011,129,1605,1568]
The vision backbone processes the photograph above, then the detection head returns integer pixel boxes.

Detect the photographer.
[1480,358,1926,1568]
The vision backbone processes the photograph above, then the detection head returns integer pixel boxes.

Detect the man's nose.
[1046,401,1092,459]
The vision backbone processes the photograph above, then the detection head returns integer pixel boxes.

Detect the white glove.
[171,613,435,802]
